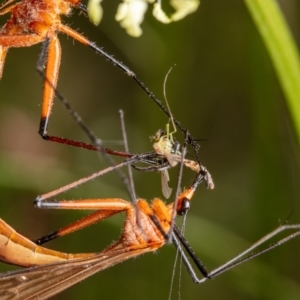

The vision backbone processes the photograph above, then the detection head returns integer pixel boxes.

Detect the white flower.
[153,0,200,23]
[169,0,200,21]
[87,0,103,26]
[115,0,153,37]
[153,2,172,24]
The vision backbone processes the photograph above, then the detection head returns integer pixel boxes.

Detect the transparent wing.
[161,169,172,199]
[0,247,152,300]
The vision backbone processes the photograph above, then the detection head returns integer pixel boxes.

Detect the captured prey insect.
[149,127,214,198]
[132,67,214,199]
[1,165,300,299]
[0,0,202,162]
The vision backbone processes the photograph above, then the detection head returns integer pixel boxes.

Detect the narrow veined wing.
[0,246,153,300]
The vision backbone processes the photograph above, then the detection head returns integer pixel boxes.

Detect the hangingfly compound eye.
[177,197,191,216]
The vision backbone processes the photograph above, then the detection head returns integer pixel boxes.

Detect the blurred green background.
[0,0,300,299]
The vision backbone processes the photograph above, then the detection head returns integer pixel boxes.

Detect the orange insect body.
[1,0,76,37]
[0,172,195,267]
[0,219,91,267]
[0,0,77,66]
[0,196,188,268]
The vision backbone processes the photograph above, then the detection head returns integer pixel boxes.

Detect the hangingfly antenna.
[151,65,179,199]
[163,65,177,141]
[150,66,214,198]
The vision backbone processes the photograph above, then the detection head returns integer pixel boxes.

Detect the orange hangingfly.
[0,168,207,298]
[0,164,300,298]
[0,0,203,163]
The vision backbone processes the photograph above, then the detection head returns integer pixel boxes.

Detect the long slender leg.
[35,39,146,159]
[38,35,61,138]
[58,23,202,162]
[34,198,133,246]
[33,157,152,208]
[0,30,139,160]
[1,8,203,169]
[32,25,206,176]
[0,34,141,168]
[35,210,119,245]
[35,198,131,211]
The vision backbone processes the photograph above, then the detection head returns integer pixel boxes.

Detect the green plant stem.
[244,0,300,144]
